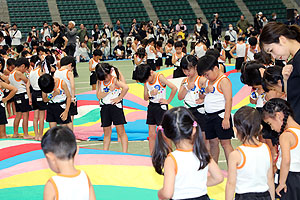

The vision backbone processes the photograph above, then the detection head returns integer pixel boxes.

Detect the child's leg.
[228,58,231,64]
[33,110,39,140]
[220,139,234,165]
[202,131,210,150]
[49,122,57,129]
[92,84,96,90]
[12,102,16,116]
[13,112,22,137]
[22,112,33,139]
[209,138,220,163]
[38,110,45,140]
[69,116,74,131]
[115,125,128,153]
[6,103,12,117]
[148,125,156,154]
[103,126,112,150]
[0,125,6,138]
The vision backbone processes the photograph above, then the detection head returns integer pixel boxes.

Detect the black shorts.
[146,102,168,126]
[100,102,127,127]
[225,50,232,59]
[173,66,186,78]
[3,90,14,103]
[189,106,206,131]
[0,102,7,125]
[147,59,156,71]
[171,194,210,200]
[165,55,172,66]
[69,101,78,116]
[235,57,244,70]
[275,170,300,200]
[156,58,163,67]
[257,107,278,145]
[204,111,234,140]
[132,69,137,80]
[32,90,47,110]
[14,93,32,113]
[46,102,71,124]
[90,71,97,85]
[235,191,271,200]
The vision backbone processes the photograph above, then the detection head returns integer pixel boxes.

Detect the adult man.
[236,15,250,35]
[210,13,223,43]
[9,24,22,48]
[114,20,124,41]
[77,24,87,43]
[65,21,77,57]
[225,24,237,43]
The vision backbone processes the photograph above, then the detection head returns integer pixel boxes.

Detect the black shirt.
[138,29,147,39]
[289,49,300,124]
[53,31,66,49]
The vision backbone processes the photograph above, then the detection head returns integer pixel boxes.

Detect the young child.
[132,47,146,80]
[193,38,207,59]
[95,63,129,153]
[28,60,47,140]
[155,40,163,70]
[247,37,260,61]
[223,35,233,64]
[230,37,248,71]
[0,79,17,138]
[42,126,96,200]
[89,49,102,90]
[152,107,224,200]
[54,56,77,131]
[172,41,186,78]
[3,58,16,117]
[8,58,33,139]
[165,39,174,67]
[146,38,157,71]
[262,98,300,199]
[135,64,177,154]
[197,55,234,164]
[125,41,132,59]
[38,74,71,128]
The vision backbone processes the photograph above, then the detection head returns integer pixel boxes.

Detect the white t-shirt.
[10,29,22,46]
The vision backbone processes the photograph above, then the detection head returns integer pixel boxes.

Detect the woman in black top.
[51,22,68,50]
[260,22,300,124]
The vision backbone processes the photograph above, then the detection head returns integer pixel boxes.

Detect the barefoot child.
[89,50,102,90]
[172,41,185,78]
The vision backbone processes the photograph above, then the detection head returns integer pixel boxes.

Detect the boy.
[89,49,102,90]
[230,37,248,72]
[165,39,174,67]
[42,126,95,200]
[135,64,177,154]
[172,41,185,78]
[223,35,233,64]
[54,56,77,131]
[38,73,72,128]
[145,38,157,71]
[8,57,33,139]
[247,37,260,61]
[197,55,234,164]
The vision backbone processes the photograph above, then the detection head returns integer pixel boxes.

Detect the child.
[0,79,17,138]
[197,55,234,164]
[193,38,207,59]
[223,35,233,64]
[3,58,16,117]
[8,58,33,139]
[262,98,300,199]
[42,126,96,200]
[54,56,77,131]
[28,60,47,140]
[132,47,146,80]
[95,63,129,153]
[172,41,186,78]
[89,49,102,90]
[155,40,163,70]
[214,43,226,73]
[165,39,174,67]
[125,41,132,59]
[226,106,275,200]
[230,37,248,71]
[146,38,157,71]
[131,35,141,59]
[152,107,224,200]
[135,64,177,154]
[38,74,72,128]
[247,37,260,61]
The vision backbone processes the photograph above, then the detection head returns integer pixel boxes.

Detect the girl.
[165,39,174,67]
[223,35,233,64]
[132,47,146,80]
[262,98,300,199]
[155,40,163,70]
[89,49,102,90]
[193,38,207,59]
[125,41,132,59]
[230,37,248,71]
[226,106,275,200]
[259,22,300,124]
[146,38,157,71]
[95,63,129,153]
[214,43,226,73]
[152,107,224,200]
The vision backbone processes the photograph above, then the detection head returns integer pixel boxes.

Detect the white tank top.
[29,68,42,91]
[146,45,156,60]
[165,46,174,56]
[146,73,166,104]
[195,45,206,59]
[99,76,121,105]
[156,48,162,58]
[91,58,99,71]
[134,56,146,68]
[50,170,90,200]
[54,68,72,96]
[170,150,208,199]
[50,79,67,103]
[204,75,229,114]
[174,52,184,67]
[223,41,231,51]
[277,128,300,172]
[9,70,26,94]
[218,50,225,63]
[235,143,271,194]
[247,45,259,61]
[236,43,246,58]
[183,76,204,109]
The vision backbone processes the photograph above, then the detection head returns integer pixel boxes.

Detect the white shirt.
[236,43,246,58]
[54,68,72,96]
[49,79,67,103]
[40,27,51,42]
[195,44,206,59]
[9,29,22,46]
[225,30,237,42]
[183,76,204,111]
[99,76,121,105]
[146,73,166,104]
[29,68,42,91]
[146,45,156,60]
[247,45,259,61]
[9,70,26,94]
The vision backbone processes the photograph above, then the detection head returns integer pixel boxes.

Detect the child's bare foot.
[34,136,39,141]
[23,135,34,139]
[12,134,21,138]
[0,135,7,139]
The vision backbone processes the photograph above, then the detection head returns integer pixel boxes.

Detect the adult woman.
[51,22,68,50]
[260,21,300,124]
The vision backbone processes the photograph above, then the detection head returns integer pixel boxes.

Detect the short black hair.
[205,49,220,59]
[41,126,77,160]
[60,56,76,68]
[224,35,230,41]
[15,57,30,68]
[30,55,40,65]
[148,38,155,45]
[21,50,30,58]
[167,39,174,45]
[174,41,183,48]
[38,74,55,93]
[181,55,197,70]
[197,55,218,75]
[7,58,16,67]
[16,45,24,53]
[36,46,45,53]
[248,37,258,46]
[0,57,4,72]
[134,35,142,41]
[93,49,102,56]
[44,41,53,47]
[237,37,245,42]
[0,49,6,55]
[135,64,152,83]
[31,40,39,47]
[240,61,264,86]
[156,40,162,47]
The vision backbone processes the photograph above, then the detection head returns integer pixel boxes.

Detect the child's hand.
[195,98,204,104]
[150,89,158,96]
[282,64,293,81]
[187,82,195,90]
[222,119,230,129]
[53,89,60,97]
[109,84,115,91]
[29,98,32,105]
[60,110,68,121]
[111,97,121,105]
[2,97,7,104]
[206,85,214,93]
[276,183,287,197]
[159,98,169,104]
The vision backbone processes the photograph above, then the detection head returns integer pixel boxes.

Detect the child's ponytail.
[193,123,210,170]
[112,66,120,81]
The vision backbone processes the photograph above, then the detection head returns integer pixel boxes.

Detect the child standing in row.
[230,37,248,71]
[155,40,163,70]
[132,47,146,81]
[152,107,224,200]
[135,64,177,154]
[165,39,174,67]
[89,50,102,90]
[146,38,157,71]
[172,41,185,78]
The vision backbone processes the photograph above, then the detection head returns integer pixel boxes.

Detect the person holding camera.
[114,20,124,41]
[9,24,22,49]
[210,13,223,43]
[40,22,51,42]
[225,24,237,43]
[27,26,39,43]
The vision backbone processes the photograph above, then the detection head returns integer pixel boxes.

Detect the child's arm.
[43,179,56,200]
[267,161,275,200]
[157,156,175,200]
[158,75,177,104]
[229,45,237,59]
[219,78,232,129]
[111,79,129,105]
[88,177,96,200]
[61,81,71,121]
[0,82,17,103]
[203,45,207,51]
[134,55,144,65]
[88,59,93,72]
[26,80,32,105]
[177,79,189,100]
[96,81,109,100]
[68,70,75,102]
[220,50,226,61]
[225,150,240,200]
[151,46,157,54]
[207,158,224,186]
[143,83,150,101]
[16,71,28,83]
[172,54,176,64]
[244,45,249,61]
